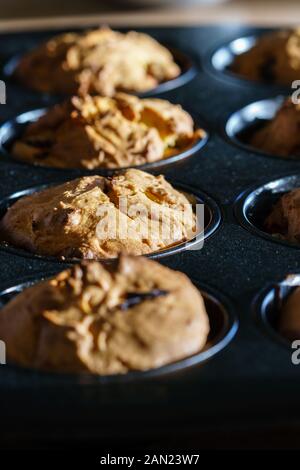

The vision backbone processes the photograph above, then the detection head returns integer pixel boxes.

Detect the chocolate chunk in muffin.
[265,188,300,242]
[11,93,205,169]
[0,169,197,259]
[14,27,180,96]
[0,255,210,374]
[231,28,300,86]
[249,98,300,158]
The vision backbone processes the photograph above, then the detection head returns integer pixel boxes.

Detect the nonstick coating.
[0,25,299,446]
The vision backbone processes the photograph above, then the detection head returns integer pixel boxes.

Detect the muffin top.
[265,188,300,243]
[0,169,196,259]
[12,93,204,169]
[0,255,210,374]
[249,98,300,158]
[280,283,300,341]
[231,28,300,86]
[14,27,180,95]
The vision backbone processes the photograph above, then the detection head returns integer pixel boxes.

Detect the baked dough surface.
[231,28,300,85]
[0,169,197,259]
[14,27,181,95]
[250,98,300,158]
[12,93,204,169]
[265,188,300,243]
[280,286,300,341]
[0,256,210,374]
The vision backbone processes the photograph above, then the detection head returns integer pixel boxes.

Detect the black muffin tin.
[0,25,300,450]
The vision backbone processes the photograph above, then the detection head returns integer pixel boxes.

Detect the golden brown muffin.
[0,256,210,374]
[265,189,300,242]
[0,169,196,259]
[14,27,180,96]
[231,28,300,86]
[280,285,300,341]
[11,93,204,169]
[249,98,300,157]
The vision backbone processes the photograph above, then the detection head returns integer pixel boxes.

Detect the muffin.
[14,27,180,96]
[249,98,300,157]
[280,285,300,341]
[11,93,205,169]
[265,188,300,243]
[0,255,210,374]
[0,169,197,259]
[231,28,300,86]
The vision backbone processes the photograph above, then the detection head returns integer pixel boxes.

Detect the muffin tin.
[0,25,299,448]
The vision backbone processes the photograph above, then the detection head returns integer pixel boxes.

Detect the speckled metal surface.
[0,25,299,447]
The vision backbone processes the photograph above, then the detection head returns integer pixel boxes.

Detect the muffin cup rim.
[223,95,300,162]
[252,280,298,351]
[234,173,300,250]
[205,31,293,91]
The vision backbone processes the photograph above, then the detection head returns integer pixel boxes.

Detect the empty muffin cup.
[0,181,221,263]
[0,274,238,380]
[234,174,300,248]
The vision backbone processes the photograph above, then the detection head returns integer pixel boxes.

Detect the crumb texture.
[15,27,180,95]
[265,188,300,242]
[12,93,204,169]
[0,169,197,259]
[0,256,210,374]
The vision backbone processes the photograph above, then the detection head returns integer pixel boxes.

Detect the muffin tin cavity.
[254,277,300,348]
[2,47,197,98]
[0,276,238,380]
[224,96,296,160]
[0,182,222,263]
[208,33,289,91]
[234,174,300,248]
[0,107,208,174]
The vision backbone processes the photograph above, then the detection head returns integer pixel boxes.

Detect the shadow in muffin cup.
[2,46,197,99]
[234,174,300,249]
[0,276,238,382]
[253,277,300,350]
[0,107,208,176]
[224,95,300,161]
[206,32,291,92]
[0,181,222,264]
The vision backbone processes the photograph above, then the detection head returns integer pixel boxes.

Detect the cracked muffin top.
[11,93,204,169]
[249,98,300,158]
[230,28,300,86]
[0,169,197,259]
[265,188,300,243]
[14,27,181,96]
[0,255,210,374]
